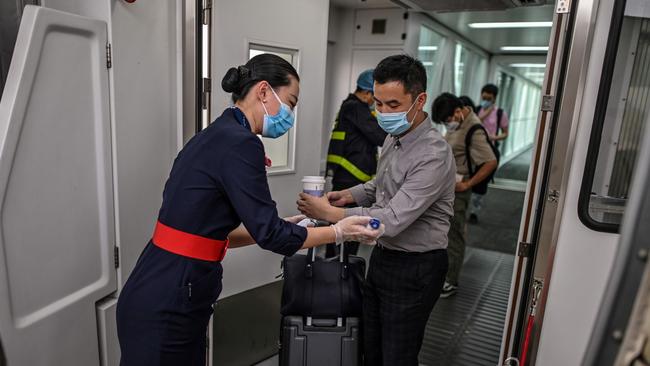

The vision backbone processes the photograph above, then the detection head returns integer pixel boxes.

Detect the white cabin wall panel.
[40,0,109,22]
[0,6,116,365]
[536,1,619,362]
[323,7,356,168]
[212,0,329,298]
[40,0,183,288]
[353,8,406,46]
[108,0,182,287]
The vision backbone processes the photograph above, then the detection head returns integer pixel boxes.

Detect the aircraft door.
[0,6,116,365]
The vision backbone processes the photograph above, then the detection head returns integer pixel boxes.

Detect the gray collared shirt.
[345,116,456,252]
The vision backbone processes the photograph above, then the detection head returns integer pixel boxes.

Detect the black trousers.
[363,246,448,366]
[116,242,223,366]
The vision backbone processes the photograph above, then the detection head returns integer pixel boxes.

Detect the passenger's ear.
[419,93,427,108]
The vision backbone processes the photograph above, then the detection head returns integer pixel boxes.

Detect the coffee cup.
[302,176,326,197]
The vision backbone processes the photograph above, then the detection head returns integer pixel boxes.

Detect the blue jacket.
[156,107,307,256]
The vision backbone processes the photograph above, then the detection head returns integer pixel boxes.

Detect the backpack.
[495,108,503,148]
[464,124,500,195]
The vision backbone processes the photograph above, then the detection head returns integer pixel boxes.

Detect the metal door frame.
[501,0,608,362]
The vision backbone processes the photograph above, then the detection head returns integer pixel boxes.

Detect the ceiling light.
[468,21,553,29]
[422,61,434,66]
[501,46,549,52]
[510,63,547,68]
[524,72,546,76]
[418,46,438,51]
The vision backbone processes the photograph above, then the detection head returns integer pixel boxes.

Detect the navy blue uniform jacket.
[157,107,307,256]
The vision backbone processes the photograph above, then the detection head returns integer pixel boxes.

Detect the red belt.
[152,221,229,261]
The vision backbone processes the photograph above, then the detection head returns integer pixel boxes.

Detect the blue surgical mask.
[376,98,419,136]
[261,88,295,138]
[480,99,493,109]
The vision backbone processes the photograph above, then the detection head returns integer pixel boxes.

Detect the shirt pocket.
[383,153,407,190]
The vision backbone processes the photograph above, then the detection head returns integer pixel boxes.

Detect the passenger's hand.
[479,105,494,119]
[332,216,384,245]
[455,181,471,193]
[327,190,354,207]
[283,214,307,224]
[297,193,333,221]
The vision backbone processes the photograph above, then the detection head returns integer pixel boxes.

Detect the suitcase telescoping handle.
[306,241,346,328]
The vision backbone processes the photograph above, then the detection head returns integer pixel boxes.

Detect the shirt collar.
[392,115,432,146]
[228,106,251,130]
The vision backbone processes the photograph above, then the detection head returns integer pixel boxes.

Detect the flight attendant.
[116,53,381,366]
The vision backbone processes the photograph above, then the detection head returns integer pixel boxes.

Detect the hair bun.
[237,65,251,79]
[221,65,253,93]
[221,67,241,93]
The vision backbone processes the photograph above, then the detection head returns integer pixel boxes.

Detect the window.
[417,26,444,112]
[453,43,487,99]
[248,43,299,174]
[495,69,542,163]
[454,44,467,95]
[579,4,650,231]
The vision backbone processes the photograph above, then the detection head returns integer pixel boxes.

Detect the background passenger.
[471,84,509,223]
[432,92,498,298]
[326,69,387,256]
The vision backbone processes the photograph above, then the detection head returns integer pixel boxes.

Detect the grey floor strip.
[419,248,515,366]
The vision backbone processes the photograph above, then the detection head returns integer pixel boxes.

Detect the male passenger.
[298,55,456,365]
[431,93,498,298]
[470,83,509,223]
[326,69,387,256]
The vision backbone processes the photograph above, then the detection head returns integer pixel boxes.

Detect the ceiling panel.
[330,0,395,9]
[429,5,554,54]
[329,0,554,56]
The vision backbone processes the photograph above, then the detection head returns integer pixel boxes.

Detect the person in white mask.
[431,93,498,298]
[297,55,456,366]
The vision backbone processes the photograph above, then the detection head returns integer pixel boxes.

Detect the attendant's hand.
[327,190,354,207]
[455,181,472,193]
[332,216,384,245]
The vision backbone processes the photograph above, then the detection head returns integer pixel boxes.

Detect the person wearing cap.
[325,69,387,256]
[327,69,387,192]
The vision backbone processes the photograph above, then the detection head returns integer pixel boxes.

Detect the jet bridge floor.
[419,248,515,366]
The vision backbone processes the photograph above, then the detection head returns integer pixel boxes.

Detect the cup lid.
[302,176,326,183]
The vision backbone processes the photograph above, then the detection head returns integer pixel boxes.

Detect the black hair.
[458,95,476,111]
[221,53,299,103]
[373,55,427,98]
[481,83,499,97]
[431,92,463,123]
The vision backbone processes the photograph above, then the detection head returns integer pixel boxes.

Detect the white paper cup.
[455,173,463,183]
[302,176,326,197]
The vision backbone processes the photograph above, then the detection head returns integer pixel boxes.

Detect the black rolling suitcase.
[279,243,365,366]
[280,316,360,366]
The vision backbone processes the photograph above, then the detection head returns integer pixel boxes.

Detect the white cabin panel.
[0,6,115,365]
